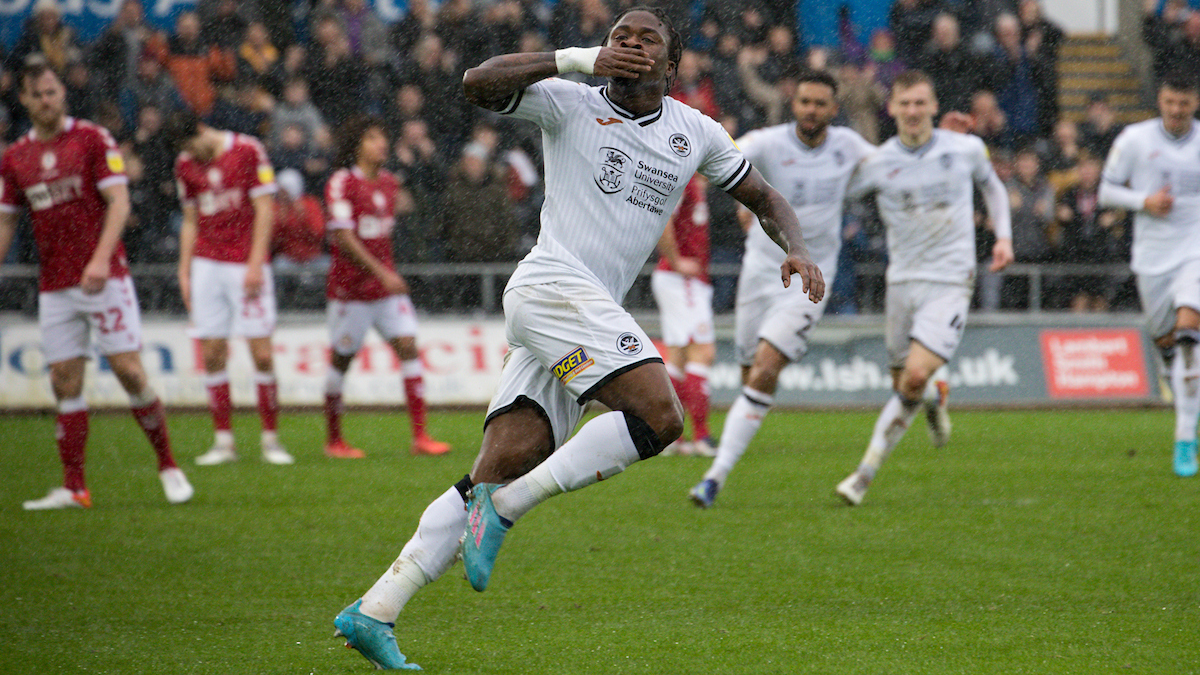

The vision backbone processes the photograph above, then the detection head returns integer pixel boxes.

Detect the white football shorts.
[39,275,144,364]
[498,278,662,404]
[189,257,276,339]
[885,280,972,369]
[485,345,588,449]
[734,264,832,366]
[328,295,419,356]
[1137,257,1200,340]
[650,269,714,347]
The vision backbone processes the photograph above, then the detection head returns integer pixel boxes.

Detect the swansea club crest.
[595,147,631,194]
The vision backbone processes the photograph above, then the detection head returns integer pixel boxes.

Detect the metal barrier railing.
[0,261,1134,315]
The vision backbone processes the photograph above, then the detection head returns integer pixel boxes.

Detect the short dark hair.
[335,114,388,169]
[162,109,202,154]
[1161,71,1200,94]
[795,68,839,97]
[606,6,682,92]
[19,60,59,90]
[891,70,936,99]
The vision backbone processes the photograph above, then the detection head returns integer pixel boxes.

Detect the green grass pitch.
[1,408,1197,674]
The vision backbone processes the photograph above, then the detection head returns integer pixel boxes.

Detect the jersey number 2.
[91,308,126,335]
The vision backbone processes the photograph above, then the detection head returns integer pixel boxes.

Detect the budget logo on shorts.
[616,332,642,355]
[553,346,594,384]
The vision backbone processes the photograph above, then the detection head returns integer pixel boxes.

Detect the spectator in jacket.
[151,11,235,116]
[1056,154,1128,312]
[920,13,985,114]
[991,12,1054,141]
[88,0,150,95]
[119,51,186,130]
[6,0,79,74]
[441,142,521,265]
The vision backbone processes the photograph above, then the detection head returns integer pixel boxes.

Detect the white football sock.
[859,393,921,480]
[1172,339,1200,442]
[359,486,466,623]
[491,411,641,523]
[704,387,773,487]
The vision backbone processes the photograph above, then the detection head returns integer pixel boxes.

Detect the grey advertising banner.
[699,320,1160,408]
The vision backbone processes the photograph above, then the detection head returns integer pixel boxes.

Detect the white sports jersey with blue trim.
[847,129,994,286]
[1101,118,1200,275]
[500,78,751,301]
[738,124,874,277]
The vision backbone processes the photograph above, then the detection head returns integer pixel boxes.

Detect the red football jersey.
[272,195,325,262]
[324,166,400,301]
[656,177,711,283]
[175,132,277,263]
[0,118,130,292]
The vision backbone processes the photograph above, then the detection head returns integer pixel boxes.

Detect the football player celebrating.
[322,115,450,458]
[1100,72,1200,476]
[166,111,293,466]
[689,69,876,507]
[835,71,1014,506]
[331,7,822,670]
[0,62,192,509]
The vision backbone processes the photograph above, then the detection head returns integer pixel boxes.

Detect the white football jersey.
[500,78,751,301]
[1101,118,1200,275]
[738,124,874,278]
[848,129,994,285]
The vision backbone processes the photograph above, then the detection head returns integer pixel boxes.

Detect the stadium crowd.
[0,0,1155,314]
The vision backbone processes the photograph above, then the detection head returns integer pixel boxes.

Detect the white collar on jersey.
[600,86,663,127]
[896,129,938,156]
[223,131,235,151]
[790,126,828,154]
[1157,119,1195,144]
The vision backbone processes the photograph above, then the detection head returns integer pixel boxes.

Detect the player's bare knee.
[249,342,274,372]
[639,397,685,448]
[49,363,84,400]
[900,367,929,399]
[110,361,147,395]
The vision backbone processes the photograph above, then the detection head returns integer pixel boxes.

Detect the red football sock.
[132,397,176,471]
[403,376,427,438]
[256,373,279,433]
[666,365,692,436]
[325,393,343,444]
[206,374,232,433]
[401,358,429,438]
[685,366,711,441]
[56,408,89,492]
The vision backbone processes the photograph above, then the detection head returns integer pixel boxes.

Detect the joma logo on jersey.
[596,117,623,126]
[595,147,631,194]
[552,347,594,384]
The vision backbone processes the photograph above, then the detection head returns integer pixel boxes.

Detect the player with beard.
[0,62,193,509]
[689,69,875,507]
[331,7,823,670]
